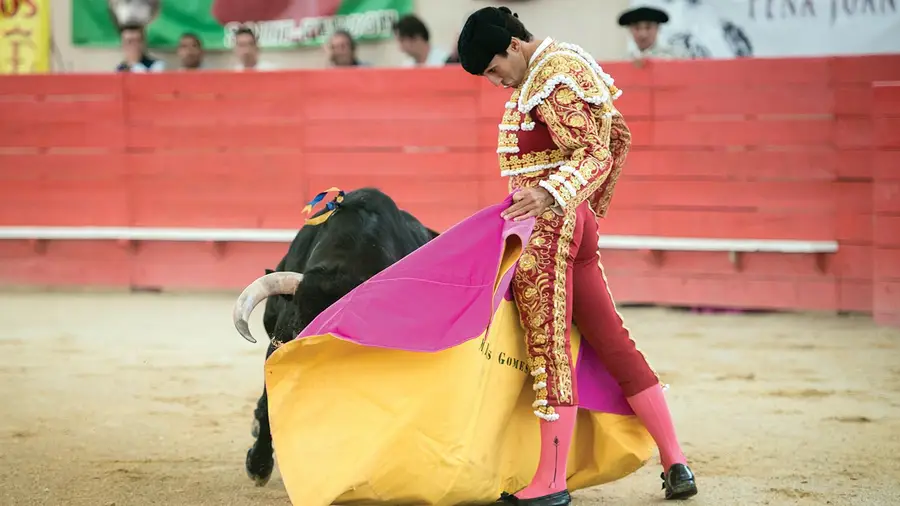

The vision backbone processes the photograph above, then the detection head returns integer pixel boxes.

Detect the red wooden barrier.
[1,56,899,325]
[872,81,900,327]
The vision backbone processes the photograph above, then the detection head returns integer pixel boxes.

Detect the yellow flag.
[0,0,51,74]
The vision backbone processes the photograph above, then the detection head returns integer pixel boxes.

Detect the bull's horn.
[232,271,304,344]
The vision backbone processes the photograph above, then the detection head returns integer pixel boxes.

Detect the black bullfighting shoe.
[495,490,572,505]
[661,463,698,500]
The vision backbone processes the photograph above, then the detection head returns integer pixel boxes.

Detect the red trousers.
[512,202,659,417]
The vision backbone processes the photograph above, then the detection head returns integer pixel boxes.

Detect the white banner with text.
[628,0,900,58]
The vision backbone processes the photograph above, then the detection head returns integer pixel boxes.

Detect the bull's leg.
[246,344,277,487]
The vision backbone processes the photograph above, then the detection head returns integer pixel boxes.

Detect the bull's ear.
[265,268,275,275]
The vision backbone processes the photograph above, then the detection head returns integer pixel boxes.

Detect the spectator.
[617,6,687,64]
[392,14,450,67]
[115,23,165,73]
[326,30,366,67]
[176,33,205,71]
[232,26,278,71]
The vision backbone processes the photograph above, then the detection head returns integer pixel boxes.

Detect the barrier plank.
[305,175,481,210]
[838,279,873,312]
[625,148,838,181]
[598,249,836,277]
[611,88,652,117]
[477,85,513,119]
[873,281,900,322]
[478,178,511,207]
[0,185,129,226]
[0,74,122,95]
[652,58,831,86]
[3,98,124,124]
[604,273,837,311]
[131,241,287,289]
[303,94,479,121]
[0,241,131,287]
[305,119,479,149]
[833,85,873,116]
[654,86,833,116]
[601,62,653,88]
[126,98,304,125]
[0,153,129,226]
[873,151,900,181]
[653,118,833,147]
[831,56,900,84]
[304,151,484,178]
[874,181,900,214]
[874,248,900,280]
[874,214,900,247]
[0,153,126,179]
[835,149,873,180]
[831,244,874,279]
[834,210,873,244]
[126,124,303,149]
[0,122,125,149]
[612,180,834,211]
[126,151,305,178]
[131,189,302,228]
[644,213,840,242]
[872,84,900,116]
[301,67,479,94]
[874,117,900,148]
[834,117,874,149]
[123,71,303,97]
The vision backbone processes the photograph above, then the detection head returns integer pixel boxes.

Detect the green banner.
[72,0,413,49]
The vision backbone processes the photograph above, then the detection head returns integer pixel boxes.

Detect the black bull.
[231,187,439,486]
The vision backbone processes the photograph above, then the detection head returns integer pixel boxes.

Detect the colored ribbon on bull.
[302,187,345,226]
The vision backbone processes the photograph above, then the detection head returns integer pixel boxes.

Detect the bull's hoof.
[251,418,260,439]
[245,447,274,487]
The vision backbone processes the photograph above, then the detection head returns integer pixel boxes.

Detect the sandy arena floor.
[1,290,899,506]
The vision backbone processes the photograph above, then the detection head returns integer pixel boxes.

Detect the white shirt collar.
[529,37,554,65]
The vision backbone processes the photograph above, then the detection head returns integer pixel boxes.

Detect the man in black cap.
[617,5,685,62]
[457,6,697,505]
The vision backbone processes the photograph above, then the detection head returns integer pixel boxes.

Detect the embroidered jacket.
[498,38,631,218]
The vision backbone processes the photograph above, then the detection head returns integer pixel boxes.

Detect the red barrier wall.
[1,56,898,322]
[872,81,900,327]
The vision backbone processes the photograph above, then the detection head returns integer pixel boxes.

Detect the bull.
[231,187,439,486]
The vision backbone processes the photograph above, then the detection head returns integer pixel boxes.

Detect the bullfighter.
[457,6,698,504]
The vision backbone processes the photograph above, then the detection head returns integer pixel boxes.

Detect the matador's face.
[481,39,529,89]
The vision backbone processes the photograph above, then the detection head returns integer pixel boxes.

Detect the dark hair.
[180,32,202,47]
[332,29,357,51]
[119,22,145,38]
[498,7,533,42]
[392,14,429,42]
[234,26,257,43]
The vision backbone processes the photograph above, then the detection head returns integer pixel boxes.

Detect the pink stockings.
[516,387,688,499]
[516,406,577,499]
[627,384,688,470]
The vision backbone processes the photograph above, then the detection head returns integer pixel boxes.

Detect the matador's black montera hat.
[457,6,515,76]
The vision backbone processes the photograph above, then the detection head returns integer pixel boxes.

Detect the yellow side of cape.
[265,300,654,506]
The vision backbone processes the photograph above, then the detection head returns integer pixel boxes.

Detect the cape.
[265,193,654,505]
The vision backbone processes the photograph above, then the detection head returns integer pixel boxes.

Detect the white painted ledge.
[0,227,839,253]
[597,235,838,253]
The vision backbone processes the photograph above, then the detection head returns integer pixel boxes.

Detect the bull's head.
[232,271,305,343]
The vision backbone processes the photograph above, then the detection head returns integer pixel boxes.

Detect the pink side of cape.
[297,194,634,416]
